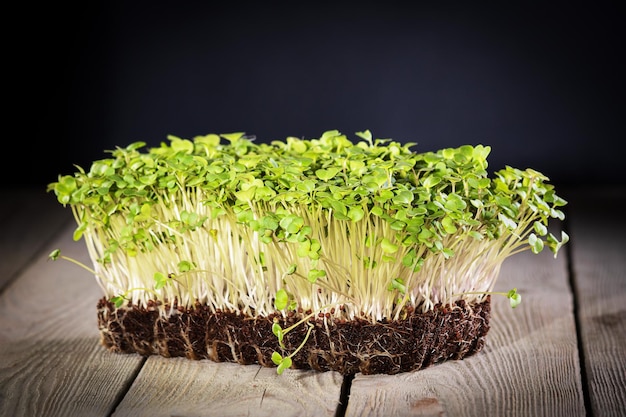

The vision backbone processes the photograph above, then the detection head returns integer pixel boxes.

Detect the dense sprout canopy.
[48,130,568,320]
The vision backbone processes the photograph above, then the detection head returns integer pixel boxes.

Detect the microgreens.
[49,249,97,276]
[48,129,568,373]
[271,310,319,375]
[454,287,522,308]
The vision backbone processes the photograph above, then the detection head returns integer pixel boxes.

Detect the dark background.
[13,1,624,189]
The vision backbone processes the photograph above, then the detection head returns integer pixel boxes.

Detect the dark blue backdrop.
[15,1,624,188]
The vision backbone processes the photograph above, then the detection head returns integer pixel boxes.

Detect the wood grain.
[112,358,344,417]
[0,223,145,417]
[567,186,626,417]
[0,193,345,417]
[346,239,585,417]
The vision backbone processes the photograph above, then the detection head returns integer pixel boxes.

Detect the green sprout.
[271,307,325,374]
[454,287,522,308]
[49,249,97,275]
[47,129,569,373]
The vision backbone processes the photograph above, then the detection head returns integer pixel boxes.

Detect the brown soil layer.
[97,297,491,375]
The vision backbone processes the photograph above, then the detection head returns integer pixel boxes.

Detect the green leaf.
[261,215,279,231]
[375,189,394,203]
[355,130,373,143]
[442,248,455,258]
[528,233,544,254]
[277,356,292,374]
[546,231,569,257]
[296,180,316,193]
[349,160,366,173]
[498,213,517,230]
[154,271,168,290]
[387,278,406,294]
[444,194,466,212]
[234,186,257,202]
[111,296,125,308]
[551,208,565,221]
[271,351,283,365]
[389,220,406,231]
[280,215,304,234]
[329,199,348,217]
[220,132,245,142]
[194,133,221,147]
[168,136,195,153]
[442,148,455,159]
[470,199,483,209]
[275,289,289,310]
[370,206,383,217]
[315,168,340,181]
[48,249,61,261]
[380,238,398,254]
[401,251,416,268]
[71,221,87,241]
[272,322,284,343]
[307,269,326,283]
[507,288,522,308]
[347,206,365,222]
[392,190,414,205]
[441,216,457,234]
[177,260,194,272]
[422,175,442,189]
[533,221,548,236]
[382,254,396,263]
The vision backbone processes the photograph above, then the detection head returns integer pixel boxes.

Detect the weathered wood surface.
[567,187,626,417]
[112,358,343,417]
[1,186,624,417]
[347,240,585,417]
[0,197,145,417]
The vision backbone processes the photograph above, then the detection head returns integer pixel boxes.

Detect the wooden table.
[1,185,624,417]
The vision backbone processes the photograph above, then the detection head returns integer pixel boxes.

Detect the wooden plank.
[9,187,622,416]
[0,187,72,291]
[567,186,626,417]
[112,358,344,417]
[0,224,145,417]
[346,233,585,417]
[0,191,345,417]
